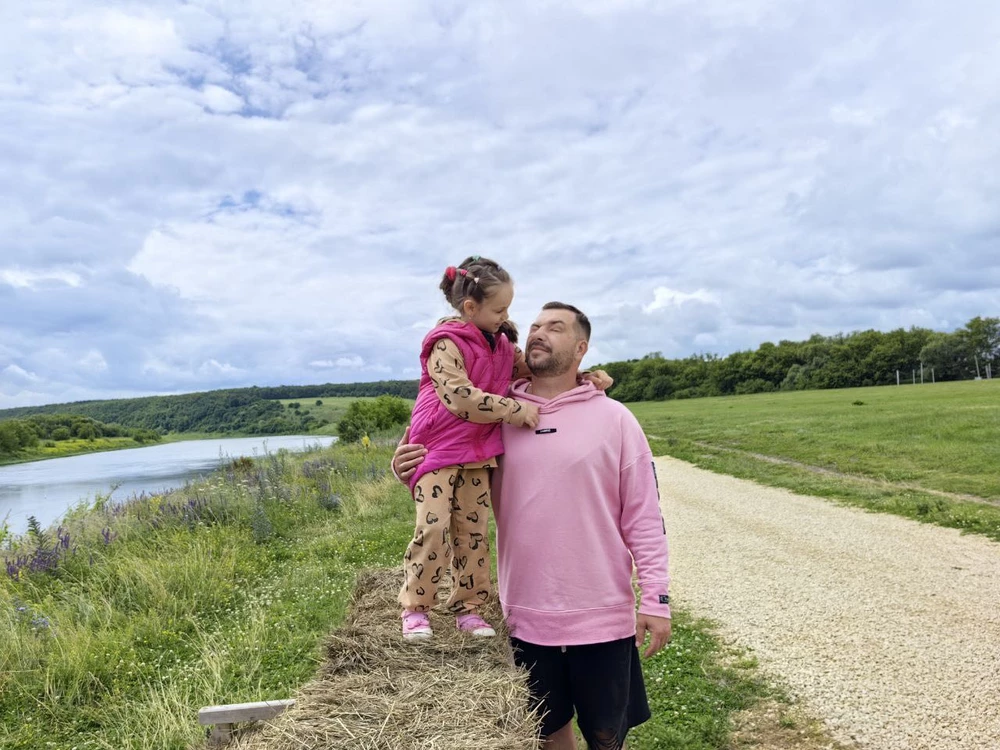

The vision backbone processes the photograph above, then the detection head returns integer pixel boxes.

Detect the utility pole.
[896,370,900,386]
[975,355,982,380]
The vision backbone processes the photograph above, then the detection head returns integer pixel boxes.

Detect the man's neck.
[527,372,579,399]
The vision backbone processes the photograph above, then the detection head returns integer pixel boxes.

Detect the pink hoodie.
[493,379,670,646]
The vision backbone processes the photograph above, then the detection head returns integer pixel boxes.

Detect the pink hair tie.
[445,266,457,281]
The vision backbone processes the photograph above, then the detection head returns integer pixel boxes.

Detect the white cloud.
[202,85,245,114]
[198,359,242,377]
[2,364,42,384]
[335,356,366,368]
[79,350,108,373]
[643,287,721,314]
[0,268,83,289]
[1,0,999,408]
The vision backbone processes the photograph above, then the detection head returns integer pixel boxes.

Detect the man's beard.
[526,345,573,376]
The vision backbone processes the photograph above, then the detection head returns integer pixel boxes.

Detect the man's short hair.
[541,301,591,341]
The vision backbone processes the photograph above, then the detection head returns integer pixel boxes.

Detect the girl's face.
[463,282,513,334]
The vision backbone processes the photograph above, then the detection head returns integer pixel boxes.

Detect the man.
[393,302,671,750]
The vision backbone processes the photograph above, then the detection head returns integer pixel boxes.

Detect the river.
[0,435,337,536]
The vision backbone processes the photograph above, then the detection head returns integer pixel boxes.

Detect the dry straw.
[231,568,542,750]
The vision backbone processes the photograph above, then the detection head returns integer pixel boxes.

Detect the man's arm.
[619,416,672,657]
[392,426,426,484]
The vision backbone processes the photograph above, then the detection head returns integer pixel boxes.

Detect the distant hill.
[0,380,419,435]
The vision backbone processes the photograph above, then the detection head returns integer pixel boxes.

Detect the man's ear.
[576,338,589,360]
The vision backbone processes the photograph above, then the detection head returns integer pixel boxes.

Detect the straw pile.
[232,568,542,750]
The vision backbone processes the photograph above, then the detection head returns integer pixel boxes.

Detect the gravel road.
[655,456,1000,750]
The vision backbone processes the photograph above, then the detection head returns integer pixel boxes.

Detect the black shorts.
[510,635,650,749]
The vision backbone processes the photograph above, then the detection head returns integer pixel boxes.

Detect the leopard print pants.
[398,466,492,614]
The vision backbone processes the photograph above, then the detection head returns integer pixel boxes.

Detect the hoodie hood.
[509,378,605,412]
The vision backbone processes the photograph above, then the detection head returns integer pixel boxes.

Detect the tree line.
[601,316,999,402]
[249,380,418,400]
[0,414,161,457]
[2,317,994,437]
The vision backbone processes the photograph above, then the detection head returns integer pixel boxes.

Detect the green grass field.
[629,379,1000,540]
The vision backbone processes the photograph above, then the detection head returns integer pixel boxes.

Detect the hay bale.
[232,569,541,750]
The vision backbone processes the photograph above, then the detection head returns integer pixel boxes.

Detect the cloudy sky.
[2,0,998,408]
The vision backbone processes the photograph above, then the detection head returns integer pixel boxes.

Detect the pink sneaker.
[402,610,432,640]
[456,613,496,637]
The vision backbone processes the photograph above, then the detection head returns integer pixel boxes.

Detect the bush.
[337,396,411,443]
[0,422,19,453]
[734,378,776,395]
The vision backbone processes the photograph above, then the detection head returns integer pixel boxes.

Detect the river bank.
[0,435,337,536]
[0,430,334,468]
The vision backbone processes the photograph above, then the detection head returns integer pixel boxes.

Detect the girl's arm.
[581,369,614,390]
[429,338,533,427]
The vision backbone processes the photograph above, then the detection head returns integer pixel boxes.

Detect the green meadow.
[629,378,1000,541]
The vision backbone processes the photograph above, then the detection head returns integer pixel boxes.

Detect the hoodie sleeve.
[618,414,671,619]
[429,338,530,426]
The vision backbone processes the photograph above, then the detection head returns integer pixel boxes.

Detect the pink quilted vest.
[408,320,514,489]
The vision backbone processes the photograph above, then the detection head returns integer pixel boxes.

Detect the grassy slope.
[274,396,370,436]
[629,379,1000,541]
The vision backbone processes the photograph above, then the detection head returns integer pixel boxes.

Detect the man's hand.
[392,426,427,484]
[636,614,671,658]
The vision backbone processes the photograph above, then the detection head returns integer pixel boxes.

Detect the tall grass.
[0,444,413,749]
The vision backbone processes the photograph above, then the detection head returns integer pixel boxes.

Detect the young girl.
[399,256,537,639]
